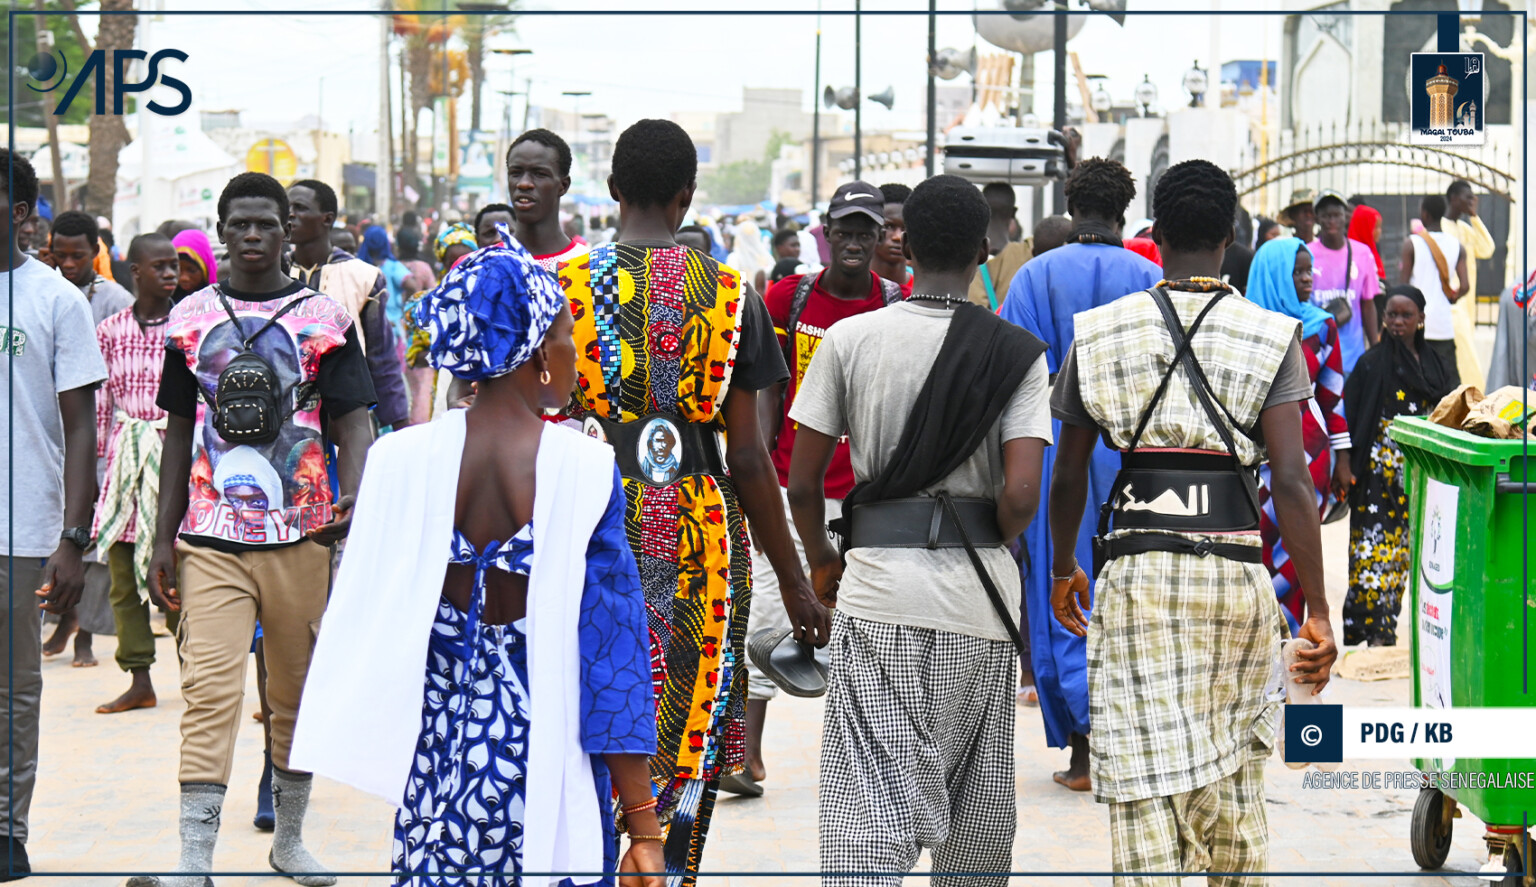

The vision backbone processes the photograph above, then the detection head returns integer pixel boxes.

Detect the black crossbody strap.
[782,272,820,368]
[1147,288,1263,524]
[216,287,317,350]
[1125,289,1229,453]
[940,494,1026,659]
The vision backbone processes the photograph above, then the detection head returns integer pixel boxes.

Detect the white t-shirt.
[789,301,1052,642]
[1410,229,1463,341]
[2,257,108,556]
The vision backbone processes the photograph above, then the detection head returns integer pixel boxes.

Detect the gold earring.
[540,369,551,385]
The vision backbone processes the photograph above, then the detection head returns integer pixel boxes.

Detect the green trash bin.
[1389,417,1534,876]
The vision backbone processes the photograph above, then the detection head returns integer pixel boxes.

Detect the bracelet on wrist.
[628,833,665,843]
[621,798,657,815]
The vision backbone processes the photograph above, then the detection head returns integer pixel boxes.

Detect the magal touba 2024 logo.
[1410,51,1485,146]
[26,48,190,116]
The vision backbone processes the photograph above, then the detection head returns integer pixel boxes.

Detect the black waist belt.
[1108,450,1261,534]
[1102,532,1262,564]
[583,413,724,487]
[847,497,1003,549]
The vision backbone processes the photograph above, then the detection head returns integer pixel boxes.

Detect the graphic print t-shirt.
[763,271,888,498]
[157,282,374,551]
[1307,238,1380,373]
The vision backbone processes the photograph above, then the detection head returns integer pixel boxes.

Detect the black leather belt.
[1102,532,1262,564]
[847,497,1003,549]
[1108,450,1261,534]
[582,413,724,487]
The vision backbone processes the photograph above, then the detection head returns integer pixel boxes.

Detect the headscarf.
[434,222,478,269]
[412,225,567,382]
[726,219,773,283]
[1342,284,1454,499]
[172,229,218,285]
[357,225,395,265]
[1246,237,1333,343]
[1347,204,1386,282]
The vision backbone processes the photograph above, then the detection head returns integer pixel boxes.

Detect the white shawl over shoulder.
[291,412,617,886]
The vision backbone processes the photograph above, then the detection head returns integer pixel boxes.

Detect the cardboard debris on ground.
[1335,645,1411,682]
[1461,386,1536,439]
[1429,384,1483,428]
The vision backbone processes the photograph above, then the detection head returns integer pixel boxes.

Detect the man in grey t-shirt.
[787,176,1051,883]
[1,150,105,877]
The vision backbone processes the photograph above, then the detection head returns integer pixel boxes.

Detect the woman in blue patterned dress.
[292,233,664,887]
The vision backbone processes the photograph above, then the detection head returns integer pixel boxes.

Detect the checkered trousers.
[1086,546,1283,805]
[1108,746,1270,886]
[819,611,1017,887]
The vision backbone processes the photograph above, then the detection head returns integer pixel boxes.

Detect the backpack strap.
[782,272,820,369]
[1414,229,1455,299]
[216,287,318,350]
[878,276,904,305]
[979,262,998,311]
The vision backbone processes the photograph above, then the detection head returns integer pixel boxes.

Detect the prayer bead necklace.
[907,292,969,309]
[1158,276,1232,293]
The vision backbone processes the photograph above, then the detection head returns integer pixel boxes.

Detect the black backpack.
[782,271,904,368]
[204,289,316,445]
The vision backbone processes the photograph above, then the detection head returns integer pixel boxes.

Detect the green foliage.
[699,129,795,206]
[1,2,96,128]
[702,159,769,206]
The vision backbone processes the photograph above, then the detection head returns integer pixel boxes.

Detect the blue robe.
[998,242,1162,749]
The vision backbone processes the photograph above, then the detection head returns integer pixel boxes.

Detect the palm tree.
[58,0,137,221]
[394,0,516,199]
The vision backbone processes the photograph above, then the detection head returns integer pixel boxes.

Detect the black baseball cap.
[827,181,885,225]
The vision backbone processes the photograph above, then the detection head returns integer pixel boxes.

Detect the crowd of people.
[1,111,1532,887]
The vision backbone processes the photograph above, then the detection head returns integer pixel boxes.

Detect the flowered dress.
[1256,317,1349,631]
[1342,387,1434,646]
[560,243,748,885]
[392,469,654,886]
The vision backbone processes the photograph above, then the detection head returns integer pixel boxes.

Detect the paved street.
[21,520,1520,885]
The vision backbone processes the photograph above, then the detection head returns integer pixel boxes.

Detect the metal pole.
[854,0,862,181]
[379,1,393,221]
[811,6,822,204]
[522,78,532,130]
[35,1,68,212]
[1052,1,1067,210]
[925,0,936,178]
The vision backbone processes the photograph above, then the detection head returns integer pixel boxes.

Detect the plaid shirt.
[1066,288,1296,804]
[93,306,169,542]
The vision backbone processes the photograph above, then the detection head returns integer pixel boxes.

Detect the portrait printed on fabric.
[166,287,351,547]
[637,416,683,486]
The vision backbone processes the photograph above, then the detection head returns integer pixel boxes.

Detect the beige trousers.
[175,540,330,785]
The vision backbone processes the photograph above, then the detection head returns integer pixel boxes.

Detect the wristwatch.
[60,526,92,551]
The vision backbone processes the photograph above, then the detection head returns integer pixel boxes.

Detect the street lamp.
[1182,61,1208,108]
[490,48,531,139]
[1090,76,1113,117]
[1134,74,1158,117]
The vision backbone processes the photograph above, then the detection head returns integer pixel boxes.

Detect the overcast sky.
[98,0,1286,141]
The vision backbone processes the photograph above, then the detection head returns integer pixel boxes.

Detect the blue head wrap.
[357,225,395,264]
[1246,237,1333,342]
[411,224,567,381]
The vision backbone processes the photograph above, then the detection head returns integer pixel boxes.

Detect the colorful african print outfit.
[562,242,747,886]
[1256,318,1348,632]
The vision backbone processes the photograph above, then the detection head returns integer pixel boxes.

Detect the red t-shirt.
[764,271,888,498]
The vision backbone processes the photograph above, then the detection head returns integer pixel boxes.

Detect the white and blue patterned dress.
[392,467,655,886]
